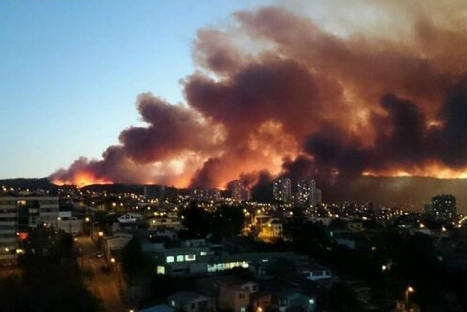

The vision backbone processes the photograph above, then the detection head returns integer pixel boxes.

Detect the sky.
[0,0,271,178]
[1,0,466,197]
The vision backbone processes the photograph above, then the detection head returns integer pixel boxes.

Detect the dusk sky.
[0,0,272,178]
[1,0,465,191]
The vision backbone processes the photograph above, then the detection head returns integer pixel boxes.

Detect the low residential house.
[140,304,175,312]
[104,232,133,260]
[250,292,272,312]
[272,290,317,312]
[117,213,142,224]
[168,291,215,312]
[154,241,309,278]
[258,219,283,241]
[57,217,83,234]
[335,238,356,249]
[347,221,364,232]
[303,263,332,281]
[149,214,183,231]
[148,228,178,240]
[217,278,259,312]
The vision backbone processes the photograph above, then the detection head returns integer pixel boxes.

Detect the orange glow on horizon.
[53,171,113,188]
[362,163,467,179]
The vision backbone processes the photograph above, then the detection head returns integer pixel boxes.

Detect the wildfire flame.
[362,162,467,179]
[53,171,113,188]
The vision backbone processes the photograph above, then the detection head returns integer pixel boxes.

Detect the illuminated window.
[166,256,174,263]
[176,255,184,262]
[156,265,165,275]
[185,254,196,261]
[200,251,207,256]
[207,264,217,272]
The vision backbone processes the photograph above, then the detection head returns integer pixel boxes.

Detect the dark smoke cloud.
[119,94,219,163]
[50,94,220,186]
[51,4,466,207]
[297,78,466,178]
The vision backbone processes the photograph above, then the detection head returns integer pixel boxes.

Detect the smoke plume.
[51,2,466,208]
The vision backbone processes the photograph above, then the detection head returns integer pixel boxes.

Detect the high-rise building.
[273,178,292,202]
[144,185,165,199]
[192,188,220,202]
[228,180,243,201]
[0,196,59,264]
[296,180,319,205]
[227,180,251,202]
[296,180,311,204]
[316,188,322,205]
[431,195,457,218]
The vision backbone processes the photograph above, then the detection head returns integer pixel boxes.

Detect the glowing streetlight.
[110,257,116,263]
[405,286,415,309]
[98,231,104,237]
[381,264,387,271]
[85,217,90,223]
[419,223,425,229]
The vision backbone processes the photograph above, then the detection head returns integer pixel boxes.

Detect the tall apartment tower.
[309,179,317,206]
[316,188,322,205]
[0,196,59,265]
[228,180,243,201]
[273,178,292,202]
[431,195,457,218]
[296,180,311,204]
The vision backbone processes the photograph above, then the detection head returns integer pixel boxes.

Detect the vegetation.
[181,201,245,240]
[0,225,102,312]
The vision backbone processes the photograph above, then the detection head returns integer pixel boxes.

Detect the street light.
[110,257,116,263]
[98,231,104,237]
[85,217,90,223]
[381,264,387,272]
[405,286,415,309]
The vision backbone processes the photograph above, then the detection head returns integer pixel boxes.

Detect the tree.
[328,282,360,312]
[211,204,245,239]
[182,201,211,237]
[121,236,144,277]
[7,226,103,312]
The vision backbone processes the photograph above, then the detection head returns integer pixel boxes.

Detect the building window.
[176,255,184,262]
[200,251,207,256]
[156,266,165,275]
[166,256,175,263]
[185,254,196,261]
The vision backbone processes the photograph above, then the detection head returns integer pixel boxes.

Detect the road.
[76,236,127,312]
